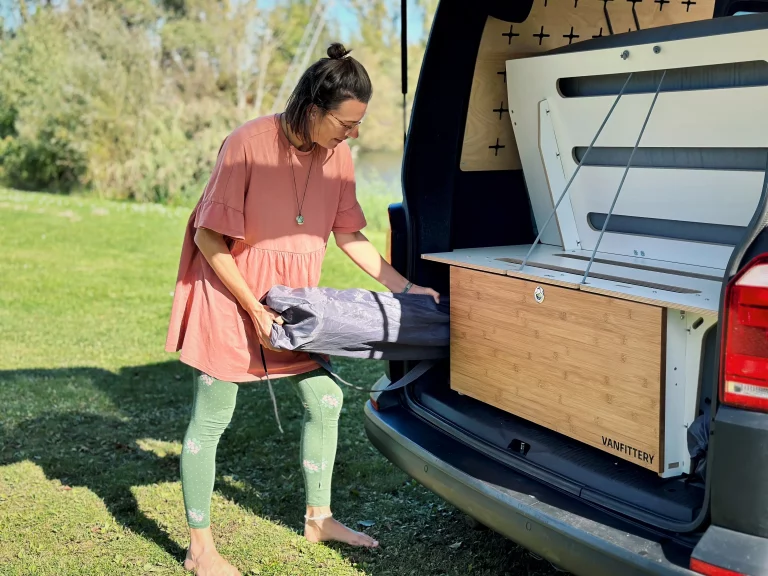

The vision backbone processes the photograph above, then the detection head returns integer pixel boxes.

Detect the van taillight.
[690,558,746,576]
[721,254,768,412]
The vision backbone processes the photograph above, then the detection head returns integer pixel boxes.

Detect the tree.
[0,0,435,197]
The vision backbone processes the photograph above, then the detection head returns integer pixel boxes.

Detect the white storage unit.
[425,25,768,477]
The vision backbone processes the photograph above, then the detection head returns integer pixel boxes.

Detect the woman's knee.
[188,373,238,437]
[299,375,343,420]
[317,380,343,418]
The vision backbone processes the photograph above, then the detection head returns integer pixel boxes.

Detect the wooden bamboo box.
[450,265,665,473]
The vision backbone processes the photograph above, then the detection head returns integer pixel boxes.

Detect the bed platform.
[425,23,768,476]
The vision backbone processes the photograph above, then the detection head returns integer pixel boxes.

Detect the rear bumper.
[364,401,696,576]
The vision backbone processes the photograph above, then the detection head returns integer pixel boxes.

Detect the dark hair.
[284,43,373,145]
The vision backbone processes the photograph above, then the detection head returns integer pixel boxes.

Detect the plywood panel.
[460,0,716,173]
[450,265,665,472]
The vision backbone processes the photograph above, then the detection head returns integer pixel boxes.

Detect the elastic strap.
[260,346,436,433]
[309,353,436,393]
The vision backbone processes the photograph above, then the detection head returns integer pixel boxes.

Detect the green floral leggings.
[180,368,342,528]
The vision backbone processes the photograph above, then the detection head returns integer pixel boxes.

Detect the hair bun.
[327,43,351,60]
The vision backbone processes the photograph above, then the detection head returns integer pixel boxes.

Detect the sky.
[332,0,426,43]
[0,1,429,42]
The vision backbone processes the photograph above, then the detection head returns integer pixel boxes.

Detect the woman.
[165,43,440,575]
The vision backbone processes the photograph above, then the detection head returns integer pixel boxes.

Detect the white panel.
[568,168,763,227]
[506,26,768,265]
[661,310,718,478]
[538,101,581,251]
[663,309,689,478]
[422,244,724,314]
[553,87,768,150]
[509,29,768,84]
[566,167,763,267]
[576,232,736,270]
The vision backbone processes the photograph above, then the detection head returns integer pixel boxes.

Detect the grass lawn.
[0,188,561,575]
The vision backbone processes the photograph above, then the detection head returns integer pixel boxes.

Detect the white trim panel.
[554,87,768,150]
[538,100,582,251]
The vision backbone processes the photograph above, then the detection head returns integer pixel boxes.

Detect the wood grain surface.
[450,265,665,472]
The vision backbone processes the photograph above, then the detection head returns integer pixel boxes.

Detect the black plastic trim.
[559,60,768,97]
[402,383,703,532]
[574,147,768,171]
[710,406,768,537]
[587,213,747,246]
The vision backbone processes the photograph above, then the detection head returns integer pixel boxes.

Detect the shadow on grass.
[0,358,396,568]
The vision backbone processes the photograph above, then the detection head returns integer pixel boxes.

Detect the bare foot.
[183,547,241,576]
[304,516,379,548]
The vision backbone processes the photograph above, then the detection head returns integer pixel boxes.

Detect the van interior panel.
[403,2,768,531]
[459,0,717,176]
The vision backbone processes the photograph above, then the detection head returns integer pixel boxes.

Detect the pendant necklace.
[288,146,315,226]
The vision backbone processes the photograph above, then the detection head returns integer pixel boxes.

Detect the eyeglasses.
[327,110,364,134]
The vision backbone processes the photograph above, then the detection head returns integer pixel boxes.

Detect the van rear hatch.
[397,7,768,533]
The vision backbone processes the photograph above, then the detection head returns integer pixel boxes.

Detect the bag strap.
[309,353,437,393]
[260,344,284,434]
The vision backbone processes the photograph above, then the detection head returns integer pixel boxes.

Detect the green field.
[0,188,560,575]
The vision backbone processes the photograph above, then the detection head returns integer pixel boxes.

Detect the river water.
[354,150,404,196]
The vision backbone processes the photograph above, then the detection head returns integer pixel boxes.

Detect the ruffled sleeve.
[332,152,367,234]
[194,134,248,240]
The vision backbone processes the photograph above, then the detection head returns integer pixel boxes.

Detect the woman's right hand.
[249,305,284,351]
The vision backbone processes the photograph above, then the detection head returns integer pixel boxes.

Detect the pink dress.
[165,114,367,382]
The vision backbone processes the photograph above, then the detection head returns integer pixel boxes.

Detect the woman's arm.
[334,231,440,302]
[194,227,282,346]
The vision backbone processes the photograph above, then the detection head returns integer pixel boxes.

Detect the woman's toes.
[360,533,379,548]
[349,529,377,547]
[304,517,379,548]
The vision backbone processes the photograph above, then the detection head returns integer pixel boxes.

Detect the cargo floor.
[407,364,705,529]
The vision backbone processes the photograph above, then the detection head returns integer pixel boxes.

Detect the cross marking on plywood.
[533,26,551,45]
[563,26,580,44]
[489,138,506,156]
[460,0,719,173]
[502,24,520,44]
[493,102,510,119]
[682,0,696,10]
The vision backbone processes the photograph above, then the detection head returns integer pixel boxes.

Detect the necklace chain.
[288,152,314,225]
[283,115,315,226]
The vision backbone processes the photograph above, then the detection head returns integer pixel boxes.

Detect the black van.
[364,1,768,575]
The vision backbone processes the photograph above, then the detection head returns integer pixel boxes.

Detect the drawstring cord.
[259,345,437,434]
[260,344,284,435]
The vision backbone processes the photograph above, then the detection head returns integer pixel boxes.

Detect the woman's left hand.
[407,284,440,304]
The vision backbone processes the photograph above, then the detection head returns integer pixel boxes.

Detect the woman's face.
[313,99,367,149]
